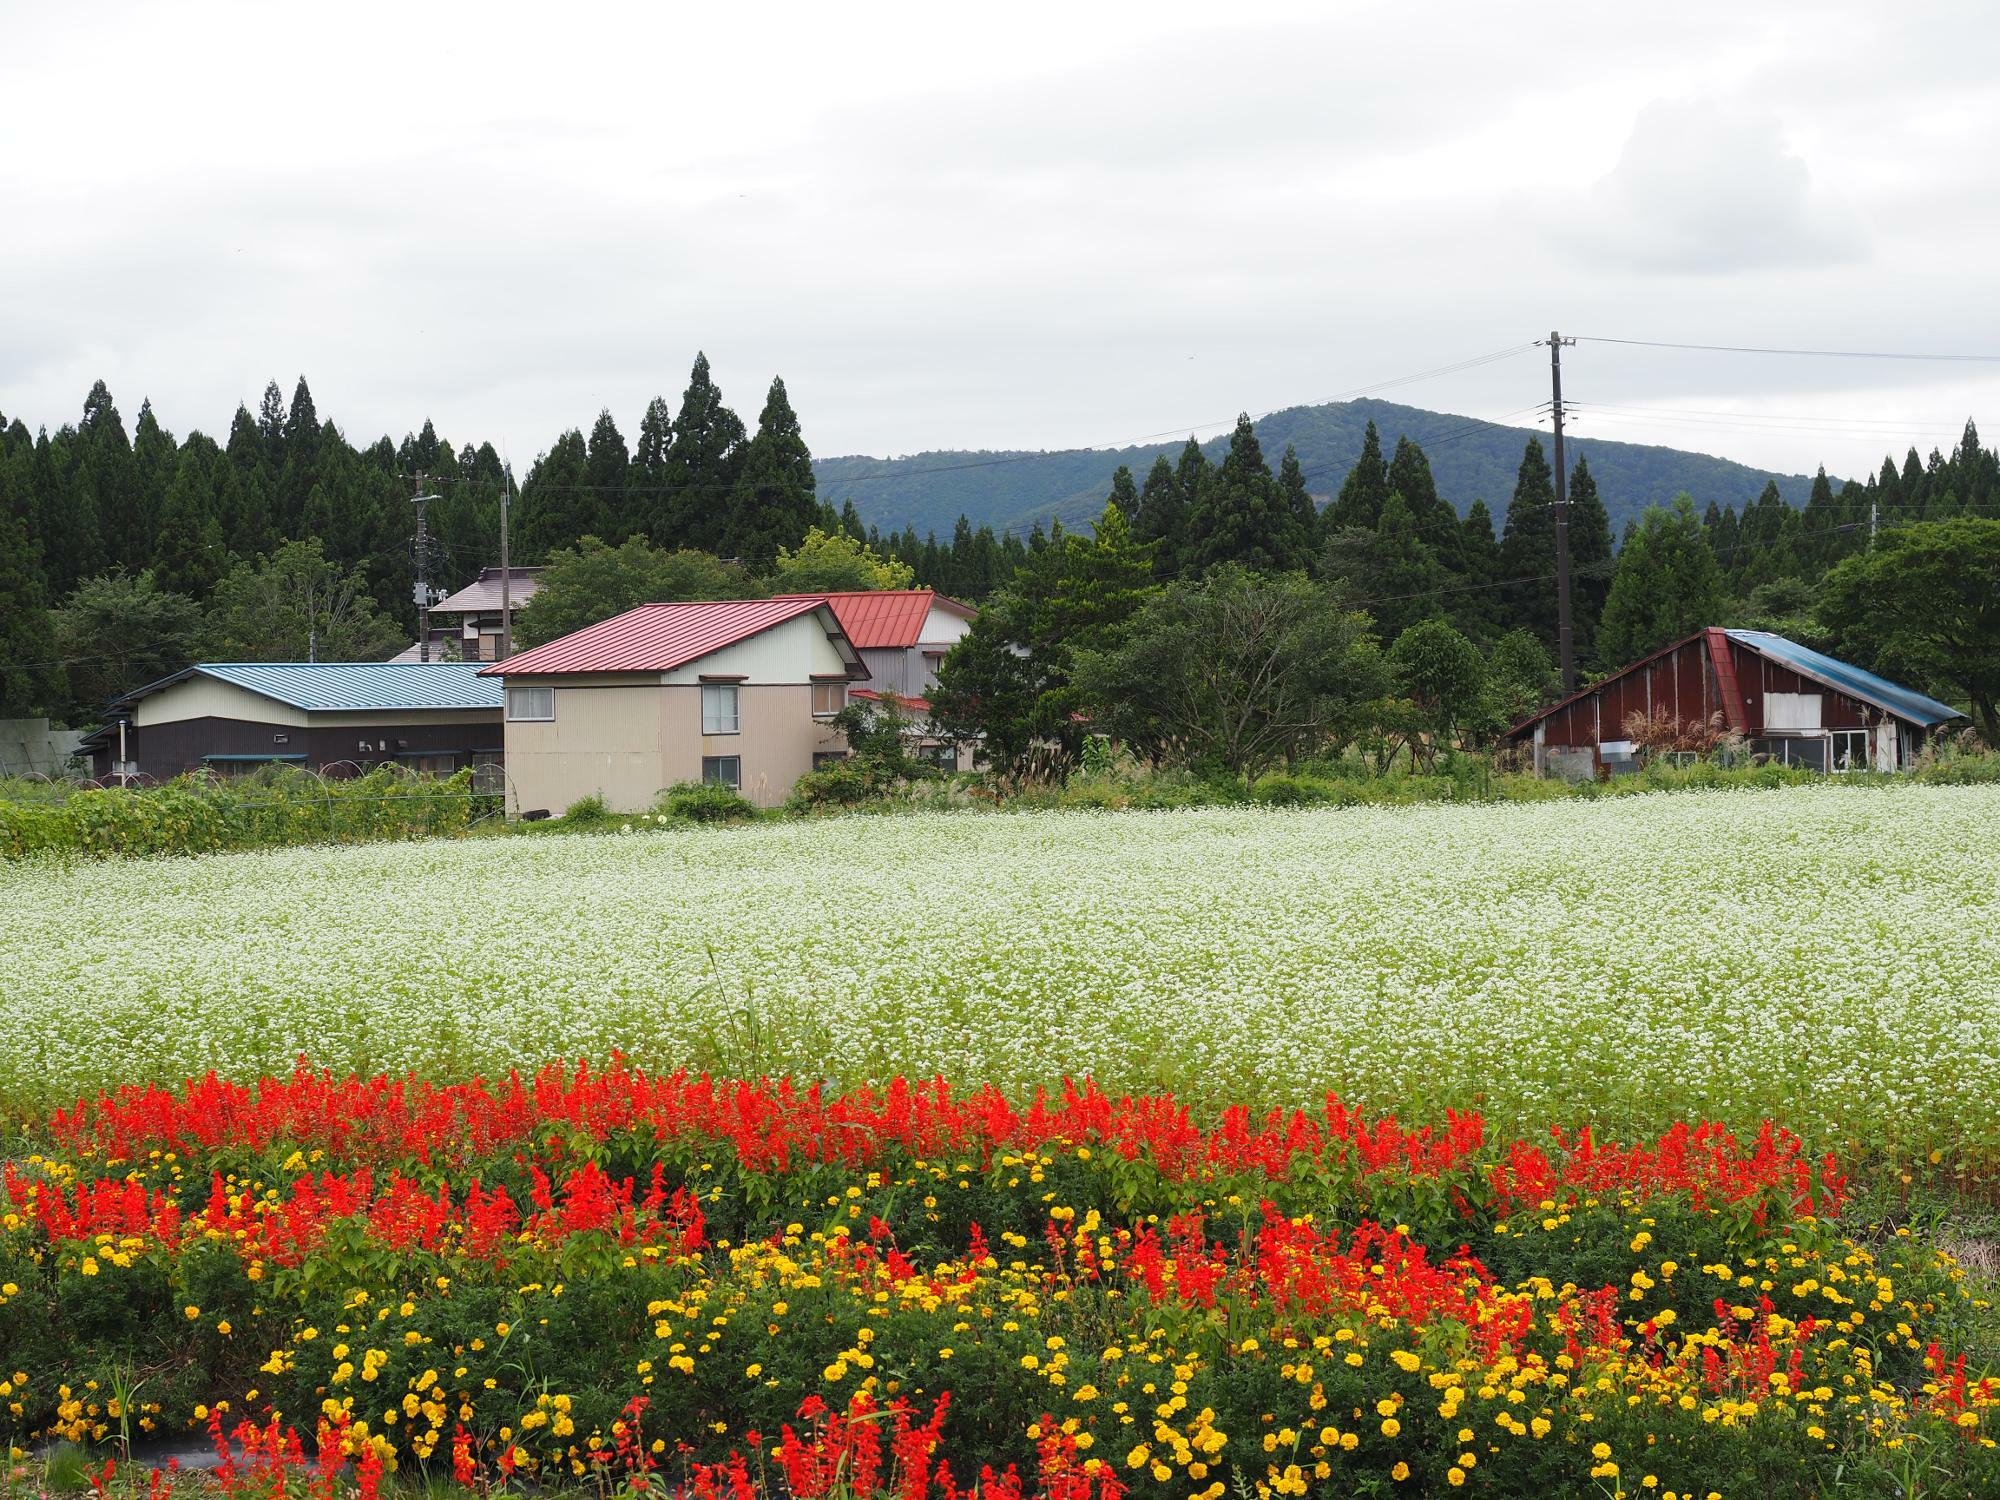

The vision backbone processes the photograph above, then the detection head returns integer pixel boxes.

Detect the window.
[812,751,849,771]
[1832,729,1870,772]
[702,755,741,789]
[811,680,846,717]
[400,752,461,776]
[919,743,958,771]
[507,685,554,721]
[701,682,740,734]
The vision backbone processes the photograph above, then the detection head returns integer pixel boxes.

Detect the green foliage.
[654,780,758,823]
[1181,413,1310,574]
[1071,564,1384,782]
[661,352,749,551]
[514,536,760,649]
[203,539,406,662]
[1326,418,1388,532]
[1594,495,1725,668]
[0,766,487,861]
[724,376,818,564]
[931,499,1157,780]
[764,527,914,593]
[1818,517,2000,742]
[53,570,203,711]
[1387,618,1486,762]
[0,500,61,718]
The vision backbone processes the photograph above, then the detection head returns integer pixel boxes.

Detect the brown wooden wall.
[1517,634,1881,753]
[90,715,502,782]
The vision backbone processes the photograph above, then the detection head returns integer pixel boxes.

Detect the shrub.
[0,767,488,861]
[655,780,758,823]
[560,793,615,825]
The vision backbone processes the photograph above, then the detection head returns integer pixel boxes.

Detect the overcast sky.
[5,0,1998,482]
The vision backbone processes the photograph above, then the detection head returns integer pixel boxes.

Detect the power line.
[1577,335,2000,363]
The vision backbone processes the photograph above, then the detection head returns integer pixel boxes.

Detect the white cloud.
[1576,98,1862,273]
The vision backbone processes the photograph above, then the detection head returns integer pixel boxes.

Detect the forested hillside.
[815,396,1818,538]
[2,359,1993,734]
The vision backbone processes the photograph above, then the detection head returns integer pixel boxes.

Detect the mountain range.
[814,397,1819,540]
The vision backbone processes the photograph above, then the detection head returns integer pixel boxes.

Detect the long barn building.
[1504,628,1962,777]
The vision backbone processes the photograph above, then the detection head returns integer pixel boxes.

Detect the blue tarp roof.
[1724,631,1963,727]
[118,662,504,713]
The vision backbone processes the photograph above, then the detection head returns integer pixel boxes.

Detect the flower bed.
[2,1064,1994,1499]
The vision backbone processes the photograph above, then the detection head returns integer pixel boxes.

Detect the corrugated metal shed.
[483,598,840,676]
[772,590,975,649]
[1722,630,1962,727]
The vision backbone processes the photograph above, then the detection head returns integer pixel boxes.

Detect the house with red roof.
[779,590,979,770]
[482,597,866,813]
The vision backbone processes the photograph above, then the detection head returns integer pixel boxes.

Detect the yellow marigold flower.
[1391,1462,1410,1482]
[1380,1418,1400,1438]
[1447,1469,1465,1488]
[1390,1350,1421,1373]
[1592,1442,1612,1461]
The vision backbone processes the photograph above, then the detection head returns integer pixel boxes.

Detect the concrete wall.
[0,718,84,777]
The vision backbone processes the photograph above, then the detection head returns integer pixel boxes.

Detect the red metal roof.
[851,687,932,713]
[481,598,835,676]
[772,590,975,649]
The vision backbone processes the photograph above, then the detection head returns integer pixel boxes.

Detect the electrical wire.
[1576,336,2000,363]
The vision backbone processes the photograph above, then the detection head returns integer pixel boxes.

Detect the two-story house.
[782,590,978,769]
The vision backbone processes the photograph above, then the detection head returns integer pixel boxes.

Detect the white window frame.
[506,685,554,722]
[811,680,847,718]
[700,682,741,735]
[701,755,741,789]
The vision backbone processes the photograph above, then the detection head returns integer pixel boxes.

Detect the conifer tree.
[663,353,747,552]
[1133,453,1188,579]
[1497,437,1558,649]
[723,377,818,565]
[581,409,631,540]
[1183,414,1305,574]
[1565,456,1614,664]
[1369,491,1445,640]
[1594,496,1724,667]
[515,429,597,563]
[1328,420,1389,533]
[1278,445,1317,542]
[0,503,60,717]
[1453,499,1502,642]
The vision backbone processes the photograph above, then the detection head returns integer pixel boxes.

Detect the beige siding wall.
[503,680,666,816]
[661,684,846,807]
[135,678,308,728]
[658,612,853,684]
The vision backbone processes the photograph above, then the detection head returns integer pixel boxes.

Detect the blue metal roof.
[190,662,503,712]
[1724,631,1963,727]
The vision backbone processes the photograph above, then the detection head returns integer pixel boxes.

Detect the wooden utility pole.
[411,473,440,663]
[1549,332,1577,690]
[499,466,513,661]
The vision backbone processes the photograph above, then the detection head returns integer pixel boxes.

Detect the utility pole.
[411,473,442,662]
[498,465,513,662]
[1549,331,1577,691]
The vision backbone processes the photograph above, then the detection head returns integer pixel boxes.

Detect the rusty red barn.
[1504,628,1963,777]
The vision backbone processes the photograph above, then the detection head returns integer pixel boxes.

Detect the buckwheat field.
[7,783,1995,1166]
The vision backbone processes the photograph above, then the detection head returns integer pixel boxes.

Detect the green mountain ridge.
[814,397,1819,539]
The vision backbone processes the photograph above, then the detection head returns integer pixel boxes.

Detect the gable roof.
[1505,628,1964,737]
[483,598,851,676]
[772,590,976,649]
[432,567,545,616]
[1723,630,1962,727]
[112,662,503,715]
